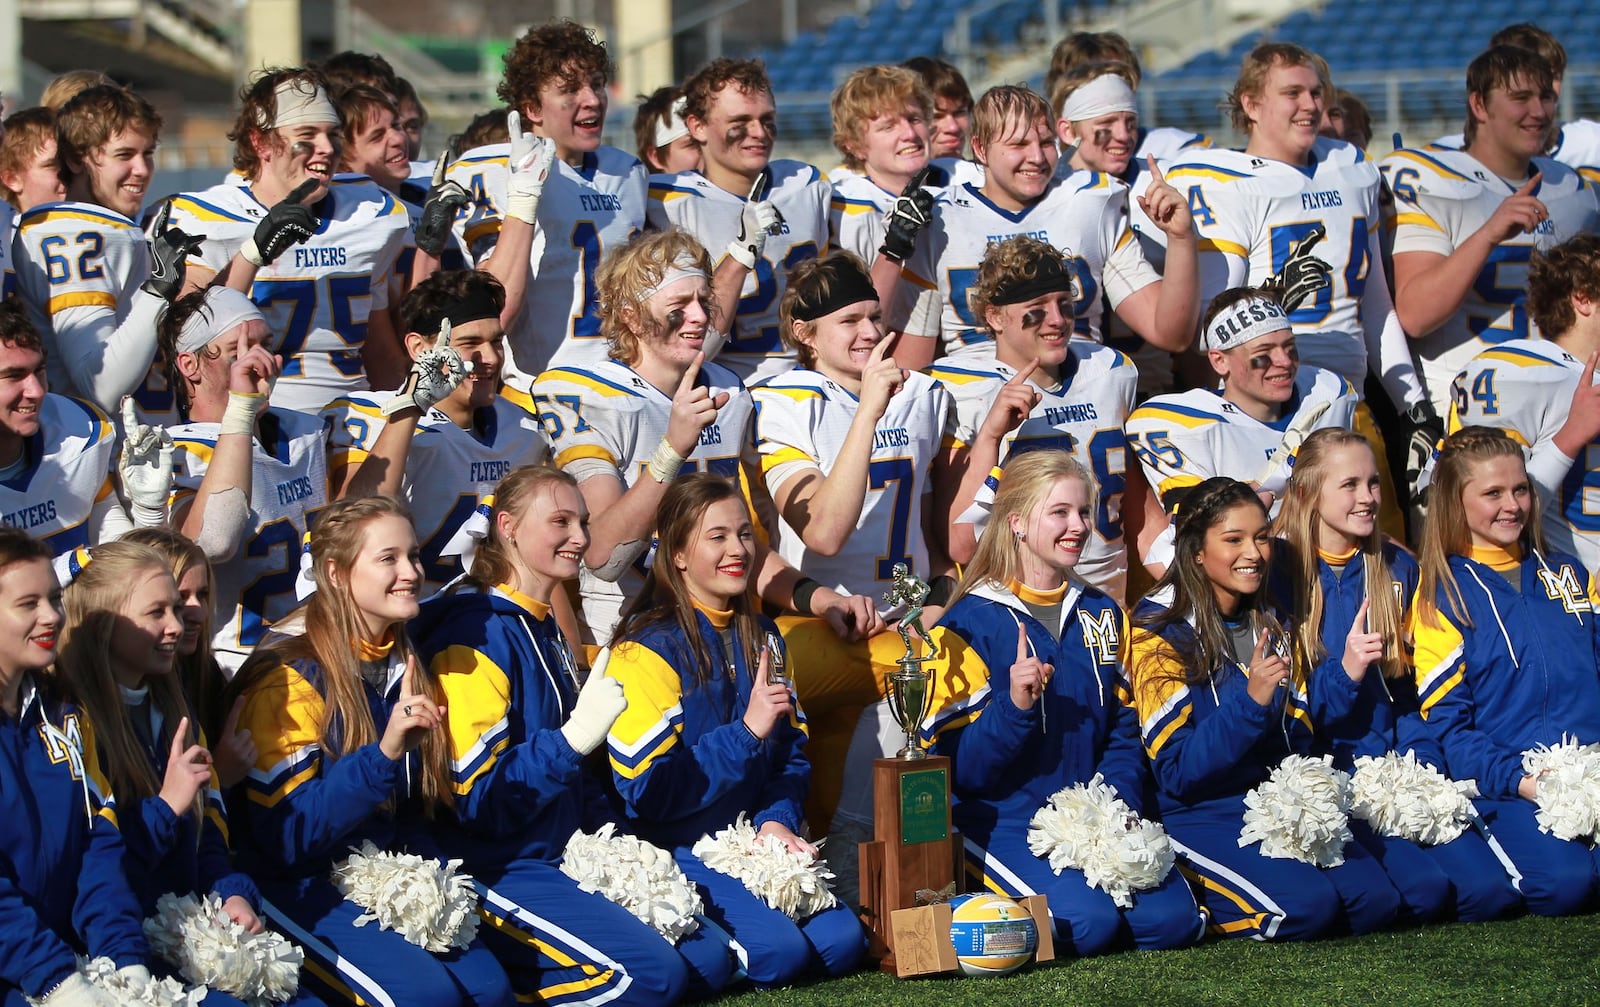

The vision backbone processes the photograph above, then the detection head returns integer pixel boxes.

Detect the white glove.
[504,110,557,225]
[31,973,115,1007]
[119,397,173,527]
[383,318,470,417]
[560,647,627,756]
[727,198,782,269]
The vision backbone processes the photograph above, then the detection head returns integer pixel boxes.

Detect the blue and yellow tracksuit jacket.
[1129,597,1317,815]
[410,583,612,870]
[233,641,440,882]
[0,677,147,996]
[607,607,809,849]
[1413,544,1600,799]
[921,579,1151,818]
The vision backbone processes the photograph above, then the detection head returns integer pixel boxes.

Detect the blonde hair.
[971,85,1052,151]
[121,527,222,735]
[58,542,198,817]
[1417,427,1544,630]
[830,65,934,172]
[968,234,1071,336]
[1227,43,1325,134]
[954,452,1098,605]
[231,496,454,813]
[1272,429,1406,681]
[467,465,581,591]
[596,229,717,365]
[41,70,113,111]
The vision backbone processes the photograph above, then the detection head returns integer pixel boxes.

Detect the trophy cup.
[859,564,959,971]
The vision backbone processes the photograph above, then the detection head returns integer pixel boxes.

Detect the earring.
[1014,529,1026,542]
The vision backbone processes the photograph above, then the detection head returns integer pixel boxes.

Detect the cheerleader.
[0,528,150,1007]
[606,475,866,987]
[921,451,1205,955]
[227,496,514,1007]
[1129,477,1402,940]
[1273,428,1521,922]
[1414,427,1600,915]
[411,465,734,1003]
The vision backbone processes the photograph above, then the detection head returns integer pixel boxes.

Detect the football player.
[0,107,65,213]
[647,57,831,384]
[902,57,982,188]
[633,86,701,175]
[448,19,644,379]
[323,269,550,594]
[1044,31,1212,162]
[896,85,1197,362]
[166,68,412,413]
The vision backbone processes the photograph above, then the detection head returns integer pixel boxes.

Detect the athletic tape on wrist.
[647,436,686,483]
[221,391,265,436]
[1060,74,1138,122]
[1201,294,1291,352]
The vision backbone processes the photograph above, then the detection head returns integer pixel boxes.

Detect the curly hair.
[596,229,716,365]
[0,294,45,355]
[681,58,771,124]
[968,234,1069,334]
[398,269,506,338]
[1527,234,1600,337]
[228,67,334,177]
[498,20,613,113]
[830,65,933,171]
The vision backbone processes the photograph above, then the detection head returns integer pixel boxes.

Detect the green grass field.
[708,912,1600,1006]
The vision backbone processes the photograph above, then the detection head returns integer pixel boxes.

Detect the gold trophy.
[883,563,938,759]
[860,563,958,971]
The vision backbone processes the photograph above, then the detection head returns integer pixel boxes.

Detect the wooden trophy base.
[857,754,961,972]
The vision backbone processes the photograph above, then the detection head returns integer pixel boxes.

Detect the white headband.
[177,287,267,355]
[654,96,690,148]
[1202,295,1291,352]
[1060,74,1138,123]
[271,78,339,130]
[641,255,709,301]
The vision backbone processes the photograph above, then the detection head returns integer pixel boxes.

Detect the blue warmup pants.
[1473,797,1600,916]
[259,878,514,1007]
[959,819,1206,956]
[675,848,866,988]
[1163,800,1402,940]
[474,859,735,1004]
[1350,820,1522,924]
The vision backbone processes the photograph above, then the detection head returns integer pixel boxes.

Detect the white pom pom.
[1349,752,1479,846]
[331,841,481,952]
[1523,735,1600,841]
[68,957,204,1007]
[560,823,703,942]
[142,893,302,1007]
[1239,754,1354,867]
[690,815,838,920]
[1026,774,1175,909]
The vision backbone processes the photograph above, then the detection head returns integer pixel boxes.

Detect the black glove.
[141,200,205,301]
[241,178,319,267]
[414,156,470,258]
[1402,401,1445,504]
[880,166,935,263]
[1266,224,1332,314]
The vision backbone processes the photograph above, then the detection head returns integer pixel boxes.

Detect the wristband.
[239,239,265,268]
[792,577,823,616]
[925,575,958,607]
[221,391,265,436]
[726,240,757,270]
[646,436,686,483]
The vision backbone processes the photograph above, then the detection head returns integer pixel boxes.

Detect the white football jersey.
[0,394,118,557]
[1135,126,1212,164]
[168,408,329,672]
[1381,146,1600,416]
[166,178,410,413]
[1165,138,1391,390]
[12,202,149,396]
[928,343,1138,600]
[646,161,831,384]
[1447,340,1600,571]
[827,171,946,266]
[898,171,1160,357]
[447,145,647,381]
[1126,367,1359,509]
[321,393,551,592]
[753,368,950,603]
[530,358,757,644]
[1435,121,1600,184]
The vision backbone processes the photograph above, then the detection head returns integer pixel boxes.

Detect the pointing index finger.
[1356,595,1371,634]
[1016,621,1029,664]
[1008,358,1040,386]
[678,352,704,394]
[1145,155,1164,185]
[869,330,898,365]
[1517,171,1543,196]
[286,178,320,205]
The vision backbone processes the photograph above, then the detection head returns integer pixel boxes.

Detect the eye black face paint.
[1093,127,1113,148]
[665,308,685,331]
[1022,308,1047,328]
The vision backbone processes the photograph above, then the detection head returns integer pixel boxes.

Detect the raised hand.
[1265,223,1332,314]
[1341,596,1384,681]
[559,647,627,755]
[380,664,444,760]
[384,317,470,417]
[1008,621,1053,711]
[141,200,206,301]
[212,696,257,789]
[118,396,173,521]
[1483,173,1548,243]
[505,110,558,225]
[159,717,213,816]
[242,178,319,267]
[978,359,1042,441]
[858,331,906,421]
[728,169,784,269]
[742,646,794,740]
[414,154,471,256]
[665,352,727,456]
[1136,157,1194,239]
[1245,632,1290,705]
[880,165,936,262]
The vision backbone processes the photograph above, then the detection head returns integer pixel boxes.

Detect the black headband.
[435,287,502,333]
[989,255,1075,306]
[791,263,879,322]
